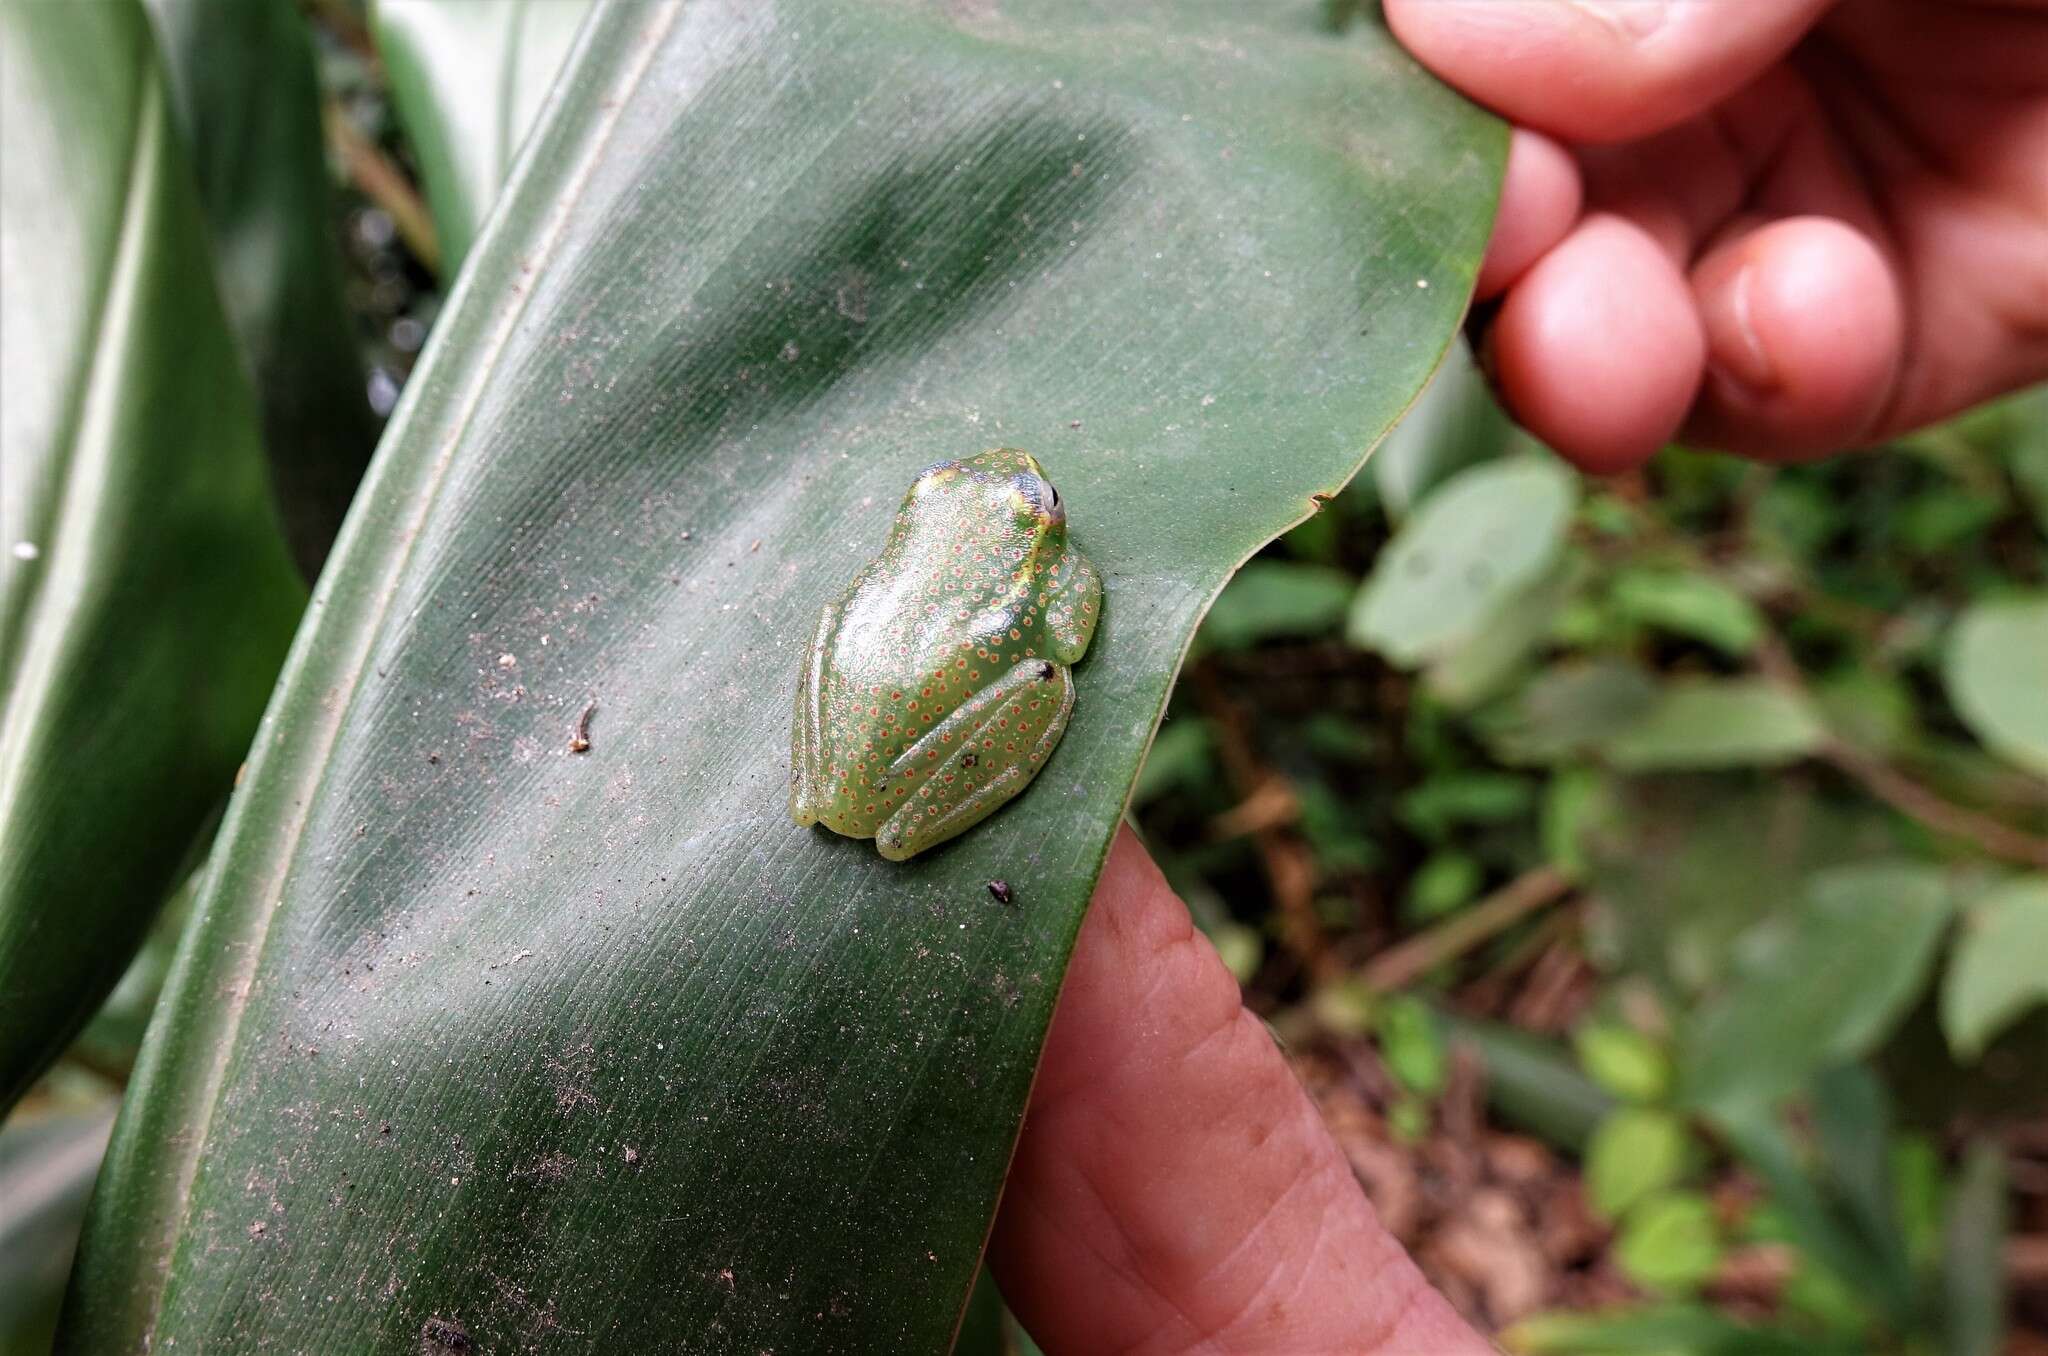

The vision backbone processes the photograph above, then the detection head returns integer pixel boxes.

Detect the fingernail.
[1700,261,1777,396]
[1564,0,1671,42]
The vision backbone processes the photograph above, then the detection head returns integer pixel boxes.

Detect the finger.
[1385,0,1836,144]
[1683,215,1903,458]
[988,829,1490,1356]
[1488,213,1705,473]
[1477,129,1583,299]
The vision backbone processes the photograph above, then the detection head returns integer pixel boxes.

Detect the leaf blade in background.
[0,0,304,1110]
[1944,593,2048,779]
[1941,874,2048,1061]
[373,0,594,274]
[1348,454,1577,666]
[1681,862,1953,1115]
[1198,559,1355,652]
[1942,1142,2008,1356]
[0,1112,113,1356]
[1584,1106,1690,1221]
[1599,677,1825,772]
[1370,339,1534,516]
[61,2,1504,1350]
[1505,1304,1856,1356]
[141,0,380,574]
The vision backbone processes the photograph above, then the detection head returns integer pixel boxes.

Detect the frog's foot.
[788,601,840,827]
[874,659,1073,861]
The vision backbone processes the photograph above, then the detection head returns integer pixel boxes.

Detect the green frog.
[790,449,1101,860]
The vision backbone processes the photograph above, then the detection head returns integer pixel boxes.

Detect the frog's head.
[981,447,1067,538]
[908,448,1068,541]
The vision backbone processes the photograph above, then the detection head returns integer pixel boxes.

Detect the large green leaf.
[374,0,594,273]
[63,2,1502,1350]
[0,0,303,1109]
[142,0,380,573]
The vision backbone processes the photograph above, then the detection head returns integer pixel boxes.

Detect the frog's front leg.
[788,600,841,827]
[873,659,1074,860]
[1043,551,1101,665]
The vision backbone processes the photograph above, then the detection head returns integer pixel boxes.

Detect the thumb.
[1384,0,1836,145]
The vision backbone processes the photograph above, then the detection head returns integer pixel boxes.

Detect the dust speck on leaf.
[420,1315,471,1354]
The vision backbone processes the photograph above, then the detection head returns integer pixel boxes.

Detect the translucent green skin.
[791,449,1101,860]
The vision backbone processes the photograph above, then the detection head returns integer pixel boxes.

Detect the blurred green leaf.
[1377,994,1447,1097]
[1539,765,1613,880]
[1941,875,2048,1061]
[1583,780,1904,998]
[1441,1013,1614,1151]
[1484,660,1660,766]
[1812,668,1917,758]
[1198,560,1354,651]
[1424,553,1584,709]
[0,0,304,1110]
[1130,718,1213,806]
[1941,1142,2006,1356]
[1614,1191,1723,1295]
[1715,1104,1904,1319]
[1348,455,1577,666]
[1600,678,1825,772]
[1682,862,1952,1115]
[1607,566,1764,657]
[1897,485,2003,555]
[373,0,592,273]
[59,4,1504,1349]
[1944,593,2048,778]
[1506,1304,1852,1356]
[1586,1107,1690,1221]
[1296,781,1381,875]
[1403,850,1482,922]
[1574,1022,1670,1104]
[1371,339,1532,515]
[2012,422,2048,536]
[1397,769,1535,837]
[0,1112,113,1356]
[1891,1133,1945,1271]
[142,0,378,572]
[1809,1063,1911,1299]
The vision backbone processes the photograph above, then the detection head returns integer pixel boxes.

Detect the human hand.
[987,829,1491,1354]
[1384,0,2048,472]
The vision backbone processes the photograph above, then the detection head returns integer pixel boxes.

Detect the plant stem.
[1193,664,1337,985]
[1820,737,2048,871]
[323,101,441,275]
[1360,865,1573,993]
[1752,631,2048,870]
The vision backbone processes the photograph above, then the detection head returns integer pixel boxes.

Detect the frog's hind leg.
[788,601,840,827]
[874,660,1072,860]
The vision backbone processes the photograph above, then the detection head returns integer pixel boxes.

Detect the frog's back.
[793,448,1086,846]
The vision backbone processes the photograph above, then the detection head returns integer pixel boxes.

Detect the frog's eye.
[1034,474,1064,520]
[915,459,959,482]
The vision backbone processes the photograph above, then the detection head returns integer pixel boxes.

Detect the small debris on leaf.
[987,879,1015,906]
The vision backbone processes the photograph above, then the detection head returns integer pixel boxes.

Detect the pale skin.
[989,3,2047,1350]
